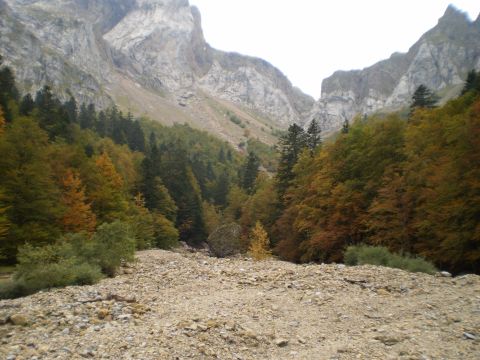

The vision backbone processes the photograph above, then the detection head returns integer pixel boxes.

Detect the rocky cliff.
[309,6,480,134]
[0,1,479,141]
[0,0,313,145]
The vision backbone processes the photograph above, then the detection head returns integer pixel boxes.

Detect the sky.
[189,0,480,99]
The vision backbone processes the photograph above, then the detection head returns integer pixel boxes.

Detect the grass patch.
[344,245,437,274]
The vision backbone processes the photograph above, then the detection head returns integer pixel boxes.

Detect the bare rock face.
[309,5,480,134]
[1,1,478,139]
[0,0,313,140]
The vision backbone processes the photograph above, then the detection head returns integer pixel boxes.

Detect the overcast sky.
[189,0,480,99]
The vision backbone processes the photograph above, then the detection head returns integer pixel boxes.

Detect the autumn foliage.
[248,221,272,260]
[273,94,480,273]
[61,169,96,234]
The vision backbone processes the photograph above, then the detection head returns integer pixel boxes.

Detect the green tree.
[306,118,322,155]
[410,84,438,113]
[275,123,307,202]
[0,118,62,261]
[241,151,260,194]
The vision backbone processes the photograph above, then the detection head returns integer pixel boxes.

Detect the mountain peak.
[438,5,471,24]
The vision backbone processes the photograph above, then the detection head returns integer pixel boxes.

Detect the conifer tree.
[19,93,35,116]
[248,221,272,260]
[341,119,349,134]
[61,169,96,234]
[241,151,260,194]
[306,118,322,155]
[276,123,307,201]
[410,84,437,113]
[63,95,78,123]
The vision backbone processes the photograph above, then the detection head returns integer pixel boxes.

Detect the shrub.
[153,213,179,249]
[207,223,242,258]
[89,221,136,276]
[344,245,437,274]
[0,242,103,298]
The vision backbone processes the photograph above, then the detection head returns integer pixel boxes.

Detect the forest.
[0,56,479,297]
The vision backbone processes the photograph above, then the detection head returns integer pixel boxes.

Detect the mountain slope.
[309,6,480,134]
[0,0,314,145]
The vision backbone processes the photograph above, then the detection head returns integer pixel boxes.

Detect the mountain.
[0,0,314,145]
[0,1,479,141]
[309,5,480,133]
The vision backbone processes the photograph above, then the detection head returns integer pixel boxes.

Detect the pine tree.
[241,151,260,194]
[410,84,437,113]
[61,168,96,234]
[0,57,18,122]
[306,118,322,155]
[19,93,35,116]
[248,221,272,260]
[63,95,78,123]
[341,119,349,134]
[275,123,307,201]
[129,120,146,152]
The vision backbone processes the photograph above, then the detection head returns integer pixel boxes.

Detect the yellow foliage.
[248,221,272,260]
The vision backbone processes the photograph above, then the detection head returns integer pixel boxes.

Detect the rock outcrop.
[0,1,478,141]
[309,5,480,134]
[0,249,479,359]
[0,0,313,144]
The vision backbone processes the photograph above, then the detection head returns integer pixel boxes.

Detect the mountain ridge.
[0,1,479,141]
[310,5,480,133]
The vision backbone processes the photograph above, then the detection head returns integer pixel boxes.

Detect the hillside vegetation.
[1,57,480,299]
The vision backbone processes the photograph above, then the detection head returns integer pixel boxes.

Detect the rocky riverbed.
[0,249,479,359]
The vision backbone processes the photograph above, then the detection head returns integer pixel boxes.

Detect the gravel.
[0,249,479,359]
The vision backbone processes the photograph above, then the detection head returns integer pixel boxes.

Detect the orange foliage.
[61,169,96,234]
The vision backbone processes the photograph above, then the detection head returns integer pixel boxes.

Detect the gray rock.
[440,271,452,278]
[463,332,476,340]
[275,338,289,347]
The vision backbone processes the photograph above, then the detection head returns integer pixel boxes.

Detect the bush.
[0,221,136,298]
[89,221,136,276]
[0,242,103,298]
[344,245,437,274]
[207,223,242,257]
[153,213,179,249]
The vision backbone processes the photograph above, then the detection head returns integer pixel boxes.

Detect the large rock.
[207,223,242,258]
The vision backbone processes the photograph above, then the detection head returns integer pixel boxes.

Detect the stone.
[440,271,452,278]
[9,314,28,326]
[463,332,476,340]
[275,338,289,347]
[97,308,110,320]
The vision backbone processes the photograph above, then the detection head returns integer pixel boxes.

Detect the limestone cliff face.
[309,6,480,134]
[0,0,313,139]
[1,1,478,139]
